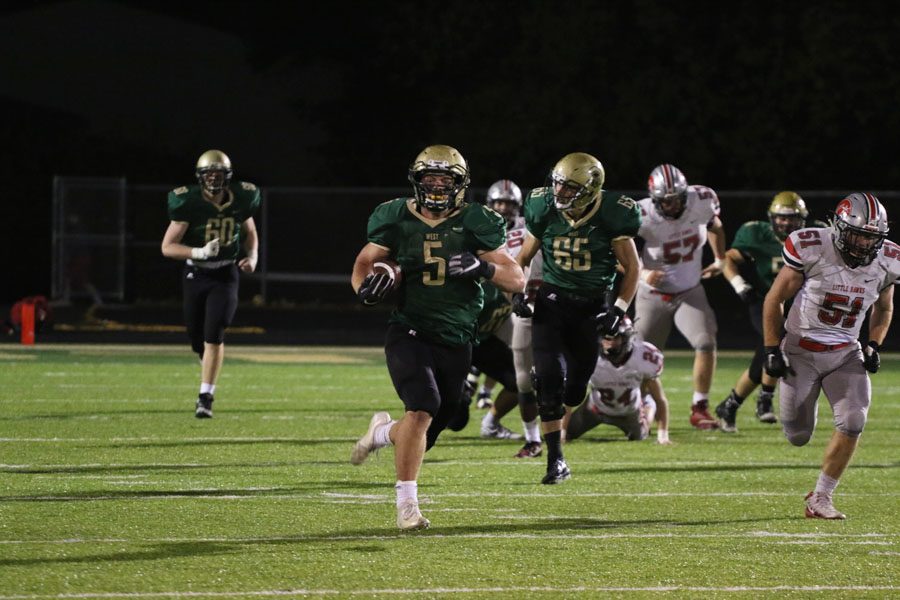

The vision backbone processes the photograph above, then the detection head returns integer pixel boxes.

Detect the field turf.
[0,344,897,598]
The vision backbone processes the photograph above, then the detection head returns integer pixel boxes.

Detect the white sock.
[814,472,839,496]
[482,412,499,429]
[200,383,215,395]
[395,480,418,507]
[374,421,395,447]
[692,392,708,406]
[523,418,541,443]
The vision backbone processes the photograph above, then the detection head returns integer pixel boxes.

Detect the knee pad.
[204,329,226,345]
[783,425,813,447]
[694,339,716,353]
[538,401,565,422]
[836,410,867,439]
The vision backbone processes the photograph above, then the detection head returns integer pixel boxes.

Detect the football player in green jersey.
[715,191,813,431]
[515,152,642,484]
[348,145,525,530]
[161,150,260,419]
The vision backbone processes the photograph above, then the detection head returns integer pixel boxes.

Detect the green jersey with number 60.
[167,182,261,263]
[524,188,641,296]
[367,198,506,346]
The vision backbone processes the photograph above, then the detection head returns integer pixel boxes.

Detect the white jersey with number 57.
[587,339,664,417]
[637,185,720,294]
[782,227,900,344]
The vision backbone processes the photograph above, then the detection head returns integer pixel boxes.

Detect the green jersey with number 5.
[167,182,261,263]
[367,198,506,346]
[732,219,826,293]
[524,188,641,296]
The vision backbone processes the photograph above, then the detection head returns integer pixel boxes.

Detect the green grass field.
[0,344,897,599]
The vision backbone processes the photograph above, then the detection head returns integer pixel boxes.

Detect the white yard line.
[0,532,894,545]
[0,584,896,599]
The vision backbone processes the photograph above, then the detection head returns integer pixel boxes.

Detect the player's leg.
[563,402,604,441]
[183,265,213,417]
[806,347,871,519]
[779,336,823,448]
[511,313,541,457]
[475,329,523,440]
[634,283,675,349]
[195,266,239,418]
[477,376,497,409]
[531,288,571,483]
[672,285,718,429]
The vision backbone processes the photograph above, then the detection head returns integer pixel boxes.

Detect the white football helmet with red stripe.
[486,179,522,228]
[648,164,688,219]
[831,192,889,267]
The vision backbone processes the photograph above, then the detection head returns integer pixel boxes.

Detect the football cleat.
[195,393,214,419]
[689,400,719,430]
[541,458,572,485]
[715,396,739,433]
[805,491,846,520]
[480,421,523,440]
[756,392,777,423]
[397,499,430,531]
[350,411,392,465]
[514,441,543,458]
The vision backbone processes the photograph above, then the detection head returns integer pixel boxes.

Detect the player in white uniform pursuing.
[478,179,544,458]
[635,164,727,430]
[763,193,897,519]
[564,315,671,444]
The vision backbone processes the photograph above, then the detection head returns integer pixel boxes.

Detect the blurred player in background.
[349,145,525,530]
[564,315,671,445]
[716,192,818,432]
[634,164,726,430]
[517,152,642,484]
[161,150,260,419]
[763,193,897,519]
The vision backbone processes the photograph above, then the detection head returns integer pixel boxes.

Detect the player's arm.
[868,285,894,346]
[477,247,526,293]
[238,217,259,273]
[641,377,670,445]
[701,216,726,278]
[723,247,754,300]
[516,232,541,270]
[351,242,390,293]
[762,265,803,347]
[612,236,640,310]
[161,221,220,261]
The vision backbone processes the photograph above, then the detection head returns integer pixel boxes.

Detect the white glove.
[191,238,220,260]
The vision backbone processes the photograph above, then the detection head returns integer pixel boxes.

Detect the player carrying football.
[349,145,525,530]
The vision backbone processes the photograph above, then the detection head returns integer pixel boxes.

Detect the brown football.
[372,259,403,287]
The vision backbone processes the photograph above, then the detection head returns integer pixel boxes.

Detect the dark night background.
[2,1,900,325]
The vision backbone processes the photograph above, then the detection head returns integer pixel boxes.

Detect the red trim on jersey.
[784,235,802,261]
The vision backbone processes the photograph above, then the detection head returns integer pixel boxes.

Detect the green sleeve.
[604,194,641,238]
[731,222,757,252]
[167,188,191,222]
[465,204,506,251]
[366,198,405,249]
[524,188,551,238]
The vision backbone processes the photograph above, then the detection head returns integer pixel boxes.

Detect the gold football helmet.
[549,152,605,214]
[195,150,233,194]
[768,191,808,240]
[408,144,470,212]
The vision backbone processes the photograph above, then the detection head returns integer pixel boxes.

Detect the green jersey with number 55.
[367,198,506,346]
[167,182,261,262]
[524,188,641,296]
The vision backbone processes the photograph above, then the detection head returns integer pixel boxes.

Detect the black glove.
[863,341,881,373]
[357,272,394,306]
[511,292,533,318]
[595,306,625,337]
[764,345,795,378]
[448,252,496,280]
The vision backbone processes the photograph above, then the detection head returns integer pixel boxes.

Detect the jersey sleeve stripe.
[782,247,803,270]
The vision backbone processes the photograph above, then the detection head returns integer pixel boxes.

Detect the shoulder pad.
[171,186,189,195]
